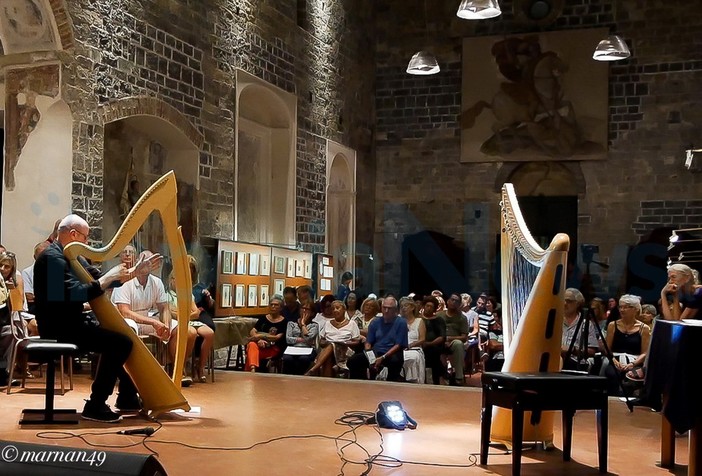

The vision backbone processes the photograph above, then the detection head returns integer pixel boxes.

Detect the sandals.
[625,367,645,382]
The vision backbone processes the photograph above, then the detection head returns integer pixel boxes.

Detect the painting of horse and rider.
[460,29,609,163]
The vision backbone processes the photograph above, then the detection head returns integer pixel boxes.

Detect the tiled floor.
[0,370,690,475]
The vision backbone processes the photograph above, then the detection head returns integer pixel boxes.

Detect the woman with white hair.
[604,294,651,385]
[660,264,701,320]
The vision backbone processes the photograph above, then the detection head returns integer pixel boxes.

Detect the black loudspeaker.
[0,440,167,475]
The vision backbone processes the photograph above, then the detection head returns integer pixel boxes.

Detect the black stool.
[480,371,609,476]
[19,341,79,425]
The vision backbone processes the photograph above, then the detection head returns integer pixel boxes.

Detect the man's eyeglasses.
[71,229,89,241]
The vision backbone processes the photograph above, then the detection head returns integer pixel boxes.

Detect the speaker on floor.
[0,440,167,476]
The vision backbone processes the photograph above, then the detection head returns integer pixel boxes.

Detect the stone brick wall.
[633,200,702,235]
[60,0,375,255]
[374,0,702,296]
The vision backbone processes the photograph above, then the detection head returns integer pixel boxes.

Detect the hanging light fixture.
[406,51,440,75]
[592,35,630,61]
[456,0,502,20]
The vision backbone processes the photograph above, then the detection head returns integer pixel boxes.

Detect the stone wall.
[374,0,702,297]
[61,0,375,254]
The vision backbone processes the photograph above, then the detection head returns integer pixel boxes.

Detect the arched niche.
[102,113,200,255]
[235,69,296,247]
[326,141,356,285]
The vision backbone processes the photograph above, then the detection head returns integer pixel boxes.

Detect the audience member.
[344,291,362,328]
[312,294,335,332]
[21,241,50,316]
[485,309,505,372]
[561,288,599,370]
[281,286,300,323]
[305,300,360,376]
[245,295,286,372]
[400,297,425,384]
[337,271,353,302]
[421,296,446,385]
[348,296,407,381]
[282,302,318,375]
[166,271,213,383]
[437,292,468,385]
[660,263,700,320]
[358,297,379,340]
[603,294,651,389]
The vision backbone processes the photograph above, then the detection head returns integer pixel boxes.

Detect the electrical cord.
[35,409,484,475]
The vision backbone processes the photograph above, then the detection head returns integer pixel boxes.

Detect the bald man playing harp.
[33,214,161,423]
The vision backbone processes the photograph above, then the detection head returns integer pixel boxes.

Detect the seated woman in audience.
[400,297,425,383]
[639,304,657,327]
[0,251,31,381]
[305,300,360,376]
[421,296,446,385]
[245,295,286,372]
[0,252,26,313]
[344,291,362,328]
[0,271,13,386]
[358,297,379,341]
[282,302,319,375]
[603,294,651,388]
[660,263,701,320]
[312,294,335,332]
[189,255,216,332]
[166,271,213,383]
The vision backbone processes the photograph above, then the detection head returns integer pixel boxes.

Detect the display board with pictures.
[313,254,335,300]
[216,240,312,317]
[270,248,314,302]
[216,241,273,317]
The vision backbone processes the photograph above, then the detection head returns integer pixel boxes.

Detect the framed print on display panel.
[249,253,259,275]
[234,284,245,307]
[295,259,304,277]
[274,279,285,296]
[221,283,232,308]
[321,279,331,291]
[236,252,247,275]
[274,256,285,274]
[287,259,295,278]
[260,285,269,307]
[303,260,311,279]
[221,251,233,274]
[260,254,270,276]
[247,284,258,307]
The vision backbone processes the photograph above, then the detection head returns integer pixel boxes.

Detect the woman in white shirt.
[400,297,425,383]
[305,300,360,376]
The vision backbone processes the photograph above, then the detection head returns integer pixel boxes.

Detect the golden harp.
[64,171,191,416]
[490,183,569,447]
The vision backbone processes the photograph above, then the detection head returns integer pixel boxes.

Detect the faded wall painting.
[460,28,608,163]
[0,0,58,54]
[4,63,60,190]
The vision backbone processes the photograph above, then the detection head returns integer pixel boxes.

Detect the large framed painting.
[461,28,609,163]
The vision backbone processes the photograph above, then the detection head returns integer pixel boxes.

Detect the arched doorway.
[503,161,581,290]
[102,111,200,257]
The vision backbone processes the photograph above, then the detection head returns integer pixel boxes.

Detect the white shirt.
[112,274,167,315]
[320,319,360,343]
[21,265,34,295]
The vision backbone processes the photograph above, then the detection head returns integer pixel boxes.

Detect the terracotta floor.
[0,370,691,476]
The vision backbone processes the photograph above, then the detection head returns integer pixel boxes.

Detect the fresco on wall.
[460,29,608,163]
[0,0,57,54]
[4,64,60,190]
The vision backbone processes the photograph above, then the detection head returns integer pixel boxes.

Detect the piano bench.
[480,371,609,476]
